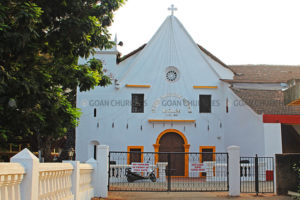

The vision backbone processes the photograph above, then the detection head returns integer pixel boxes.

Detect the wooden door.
[159,132,185,176]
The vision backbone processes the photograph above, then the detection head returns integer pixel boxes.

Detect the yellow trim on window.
[127,146,144,164]
[126,84,151,88]
[199,146,216,162]
[193,86,218,89]
[199,146,216,177]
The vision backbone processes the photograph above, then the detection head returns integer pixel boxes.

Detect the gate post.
[95,145,109,198]
[227,145,240,196]
[10,148,39,200]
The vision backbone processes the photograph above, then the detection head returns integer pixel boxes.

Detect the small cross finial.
[168,4,177,16]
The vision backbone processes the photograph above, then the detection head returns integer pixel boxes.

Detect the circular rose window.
[166,70,177,81]
[165,66,179,82]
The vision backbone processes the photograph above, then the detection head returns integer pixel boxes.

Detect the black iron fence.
[240,155,274,194]
[108,151,228,192]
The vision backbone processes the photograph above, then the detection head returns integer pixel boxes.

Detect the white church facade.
[76,14,300,169]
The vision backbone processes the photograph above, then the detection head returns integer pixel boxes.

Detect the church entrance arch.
[153,129,190,176]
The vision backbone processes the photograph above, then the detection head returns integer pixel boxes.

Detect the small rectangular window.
[199,95,211,113]
[93,145,97,160]
[132,94,144,113]
[94,108,97,117]
[129,149,142,164]
[127,146,144,164]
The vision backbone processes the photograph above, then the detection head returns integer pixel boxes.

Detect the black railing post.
[167,153,171,192]
[255,154,259,195]
[227,153,230,191]
[108,152,110,191]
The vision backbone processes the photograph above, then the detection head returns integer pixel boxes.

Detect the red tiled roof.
[231,88,300,115]
[228,65,300,83]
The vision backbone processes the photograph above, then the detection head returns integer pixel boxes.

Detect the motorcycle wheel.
[150,174,156,182]
[127,176,134,183]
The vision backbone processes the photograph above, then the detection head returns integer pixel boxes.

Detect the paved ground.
[105,192,293,200]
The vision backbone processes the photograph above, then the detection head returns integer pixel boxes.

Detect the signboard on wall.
[190,163,207,172]
[131,162,150,172]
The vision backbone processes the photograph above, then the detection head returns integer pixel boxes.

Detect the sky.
[108,0,300,65]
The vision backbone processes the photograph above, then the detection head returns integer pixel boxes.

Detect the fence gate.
[240,155,274,194]
[108,151,228,192]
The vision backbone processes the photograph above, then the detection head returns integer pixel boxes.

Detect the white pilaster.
[63,161,80,200]
[95,145,109,198]
[10,148,39,200]
[227,145,240,196]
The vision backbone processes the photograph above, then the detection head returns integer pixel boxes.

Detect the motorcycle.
[125,167,157,182]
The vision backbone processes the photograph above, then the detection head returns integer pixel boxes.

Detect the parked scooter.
[125,167,157,182]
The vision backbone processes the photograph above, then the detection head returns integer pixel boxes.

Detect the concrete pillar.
[227,145,240,196]
[63,161,80,200]
[95,145,109,198]
[157,162,168,182]
[10,148,39,200]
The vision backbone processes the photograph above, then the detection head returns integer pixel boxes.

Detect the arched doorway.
[153,129,190,176]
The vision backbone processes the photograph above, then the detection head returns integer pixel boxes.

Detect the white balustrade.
[39,163,74,200]
[204,161,228,182]
[156,162,168,182]
[240,162,266,181]
[203,161,266,182]
[0,163,25,200]
[1,147,110,200]
[240,163,254,181]
[109,164,129,182]
[79,164,94,200]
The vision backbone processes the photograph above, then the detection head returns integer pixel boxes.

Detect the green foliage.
[0,0,124,160]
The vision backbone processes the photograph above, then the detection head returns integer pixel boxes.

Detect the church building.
[76,13,300,168]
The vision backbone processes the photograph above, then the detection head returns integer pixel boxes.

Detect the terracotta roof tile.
[231,88,300,115]
[228,65,300,83]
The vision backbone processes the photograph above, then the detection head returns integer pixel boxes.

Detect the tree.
[0,0,124,161]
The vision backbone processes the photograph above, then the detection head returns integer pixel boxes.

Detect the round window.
[166,70,177,81]
[165,66,179,82]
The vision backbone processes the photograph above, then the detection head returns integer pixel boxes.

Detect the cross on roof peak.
[168,4,177,16]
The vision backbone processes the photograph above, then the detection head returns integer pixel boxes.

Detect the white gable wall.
[75,15,277,161]
[223,88,265,156]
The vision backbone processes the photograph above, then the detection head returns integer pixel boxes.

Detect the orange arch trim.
[155,129,188,145]
[153,129,190,177]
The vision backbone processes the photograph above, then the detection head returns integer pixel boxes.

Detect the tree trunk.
[42,137,53,162]
[57,128,75,162]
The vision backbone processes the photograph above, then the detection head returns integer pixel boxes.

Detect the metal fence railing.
[240,155,274,194]
[109,151,228,192]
